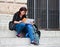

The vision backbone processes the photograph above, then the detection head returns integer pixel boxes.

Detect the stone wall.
[0,0,27,14]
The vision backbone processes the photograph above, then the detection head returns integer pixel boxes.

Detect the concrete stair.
[0,14,60,47]
[0,30,60,47]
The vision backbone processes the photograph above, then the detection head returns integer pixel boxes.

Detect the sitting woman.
[12,7,38,45]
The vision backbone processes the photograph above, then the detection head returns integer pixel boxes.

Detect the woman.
[12,7,38,45]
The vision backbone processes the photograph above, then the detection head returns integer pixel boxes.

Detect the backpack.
[33,24,41,45]
[9,21,15,31]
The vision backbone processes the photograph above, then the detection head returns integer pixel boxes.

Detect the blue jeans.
[15,22,35,41]
[26,24,35,41]
[15,22,25,34]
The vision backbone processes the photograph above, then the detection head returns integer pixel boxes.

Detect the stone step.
[0,30,60,46]
[0,37,60,45]
[0,29,60,38]
[0,14,13,27]
[0,38,30,45]
[0,30,16,38]
[0,14,13,20]
[0,30,60,45]
[0,44,60,47]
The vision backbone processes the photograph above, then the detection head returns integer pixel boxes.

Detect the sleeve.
[21,15,26,20]
[12,12,18,22]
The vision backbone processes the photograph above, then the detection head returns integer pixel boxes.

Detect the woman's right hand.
[14,21,22,24]
[19,21,22,23]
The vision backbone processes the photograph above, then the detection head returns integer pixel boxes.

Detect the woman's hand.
[30,21,35,25]
[14,21,22,24]
[19,21,22,23]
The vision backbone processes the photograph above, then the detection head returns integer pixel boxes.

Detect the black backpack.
[9,21,15,31]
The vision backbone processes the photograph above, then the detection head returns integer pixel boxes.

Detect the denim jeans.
[15,22,35,41]
[25,24,35,41]
[15,22,25,34]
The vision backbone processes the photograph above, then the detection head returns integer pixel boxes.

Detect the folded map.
[22,18,34,24]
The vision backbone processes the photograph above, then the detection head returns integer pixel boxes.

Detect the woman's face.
[20,11,26,16]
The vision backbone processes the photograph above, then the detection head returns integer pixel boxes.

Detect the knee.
[15,22,25,29]
[27,24,33,29]
[19,22,25,27]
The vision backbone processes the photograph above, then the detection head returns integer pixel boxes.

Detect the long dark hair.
[18,7,27,16]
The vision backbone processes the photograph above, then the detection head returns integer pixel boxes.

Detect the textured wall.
[0,0,27,14]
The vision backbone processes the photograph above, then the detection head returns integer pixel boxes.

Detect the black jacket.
[12,11,26,22]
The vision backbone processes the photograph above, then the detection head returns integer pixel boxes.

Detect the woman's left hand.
[30,21,34,25]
